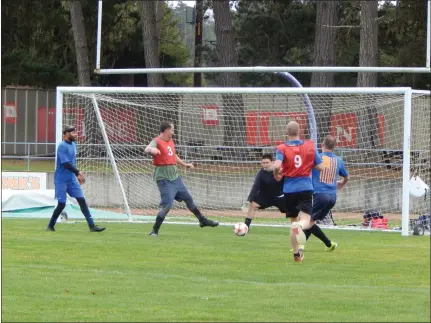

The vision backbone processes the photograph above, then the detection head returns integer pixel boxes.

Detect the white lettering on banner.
[201,105,219,126]
[4,105,17,117]
[1,172,47,190]
[336,126,355,143]
[204,109,218,121]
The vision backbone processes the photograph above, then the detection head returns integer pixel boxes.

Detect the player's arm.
[144,140,160,156]
[273,149,284,181]
[247,170,262,202]
[337,160,349,189]
[313,149,325,172]
[175,154,194,169]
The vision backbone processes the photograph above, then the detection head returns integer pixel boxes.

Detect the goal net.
[58,87,430,233]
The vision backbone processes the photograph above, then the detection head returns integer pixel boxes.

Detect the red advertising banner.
[37,107,56,142]
[201,105,219,126]
[246,112,307,145]
[100,108,137,143]
[3,102,17,124]
[330,113,357,147]
[64,107,86,140]
[377,114,385,145]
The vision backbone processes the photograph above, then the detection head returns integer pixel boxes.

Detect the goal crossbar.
[57,87,414,94]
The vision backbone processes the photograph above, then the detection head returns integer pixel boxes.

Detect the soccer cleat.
[90,226,106,232]
[291,222,307,245]
[46,226,55,232]
[293,250,304,263]
[149,229,158,236]
[199,217,219,228]
[289,245,305,252]
[325,241,338,252]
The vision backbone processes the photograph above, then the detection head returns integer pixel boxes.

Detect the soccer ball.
[233,222,249,236]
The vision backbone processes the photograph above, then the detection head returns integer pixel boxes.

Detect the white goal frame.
[56,86,429,236]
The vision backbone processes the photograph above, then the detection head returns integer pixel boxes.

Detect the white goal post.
[56,86,430,236]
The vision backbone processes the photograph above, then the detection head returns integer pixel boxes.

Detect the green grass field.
[1,159,56,172]
[2,219,430,322]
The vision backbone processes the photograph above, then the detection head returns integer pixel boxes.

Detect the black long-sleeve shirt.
[247,168,284,202]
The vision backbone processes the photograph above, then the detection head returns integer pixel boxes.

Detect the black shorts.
[284,191,313,218]
[251,195,286,213]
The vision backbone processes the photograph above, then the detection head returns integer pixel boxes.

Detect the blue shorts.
[55,180,84,203]
[312,193,336,221]
[157,177,193,208]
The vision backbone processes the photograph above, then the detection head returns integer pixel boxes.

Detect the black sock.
[48,202,66,227]
[304,229,312,241]
[153,216,165,232]
[310,224,331,247]
[189,207,205,222]
[245,217,252,227]
[294,252,300,257]
[76,197,95,228]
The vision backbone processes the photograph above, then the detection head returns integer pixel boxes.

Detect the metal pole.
[94,66,431,75]
[27,143,30,171]
[57,86,413,95]
[401,89,412,237]
[426,0,430,68]
[90,95,133,221]
[96,0,103,70]
[55,88,64,166]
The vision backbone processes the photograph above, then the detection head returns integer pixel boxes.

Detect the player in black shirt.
[244,154,285,230]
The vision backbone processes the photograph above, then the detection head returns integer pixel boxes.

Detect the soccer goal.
[56,87,430,236]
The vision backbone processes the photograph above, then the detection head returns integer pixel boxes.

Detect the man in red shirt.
[274,121,325,263]
[145,122,219,236]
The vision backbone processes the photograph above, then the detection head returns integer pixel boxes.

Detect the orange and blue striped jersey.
[312,152,348,195]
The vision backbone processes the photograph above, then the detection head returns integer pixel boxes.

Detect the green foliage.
[1,0,191,87]
[160,3,193,86]
[215,0,429,88]
[232,0,316,86]
[1,0,429,89]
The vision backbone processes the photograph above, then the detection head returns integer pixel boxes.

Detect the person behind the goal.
[273,121,324,263]
[244,154,285,230]
[302,135,349,251]
[145,122,219,236]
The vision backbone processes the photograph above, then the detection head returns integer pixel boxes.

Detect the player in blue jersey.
[303,135,349,251]
[46,125,105,232]
[273,121,325,263]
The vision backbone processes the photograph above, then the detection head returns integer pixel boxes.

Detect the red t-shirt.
[152,137,176,166]
[276,140,315,178]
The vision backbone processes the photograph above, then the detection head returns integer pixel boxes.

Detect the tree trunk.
[155,0,164,57]
[357,0,380,167]
[68,0,91,86]
[69,0,99,158]
[311,1,339,143]
[213,0,246,157]
[139,1,164,87]
[194,0,204,87]
[357,0,378,87]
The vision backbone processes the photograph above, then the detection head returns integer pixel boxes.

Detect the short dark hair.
[160,122,173,133]
[323,135,337,150]
[63,125,76,135]
[261,153,273,161]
